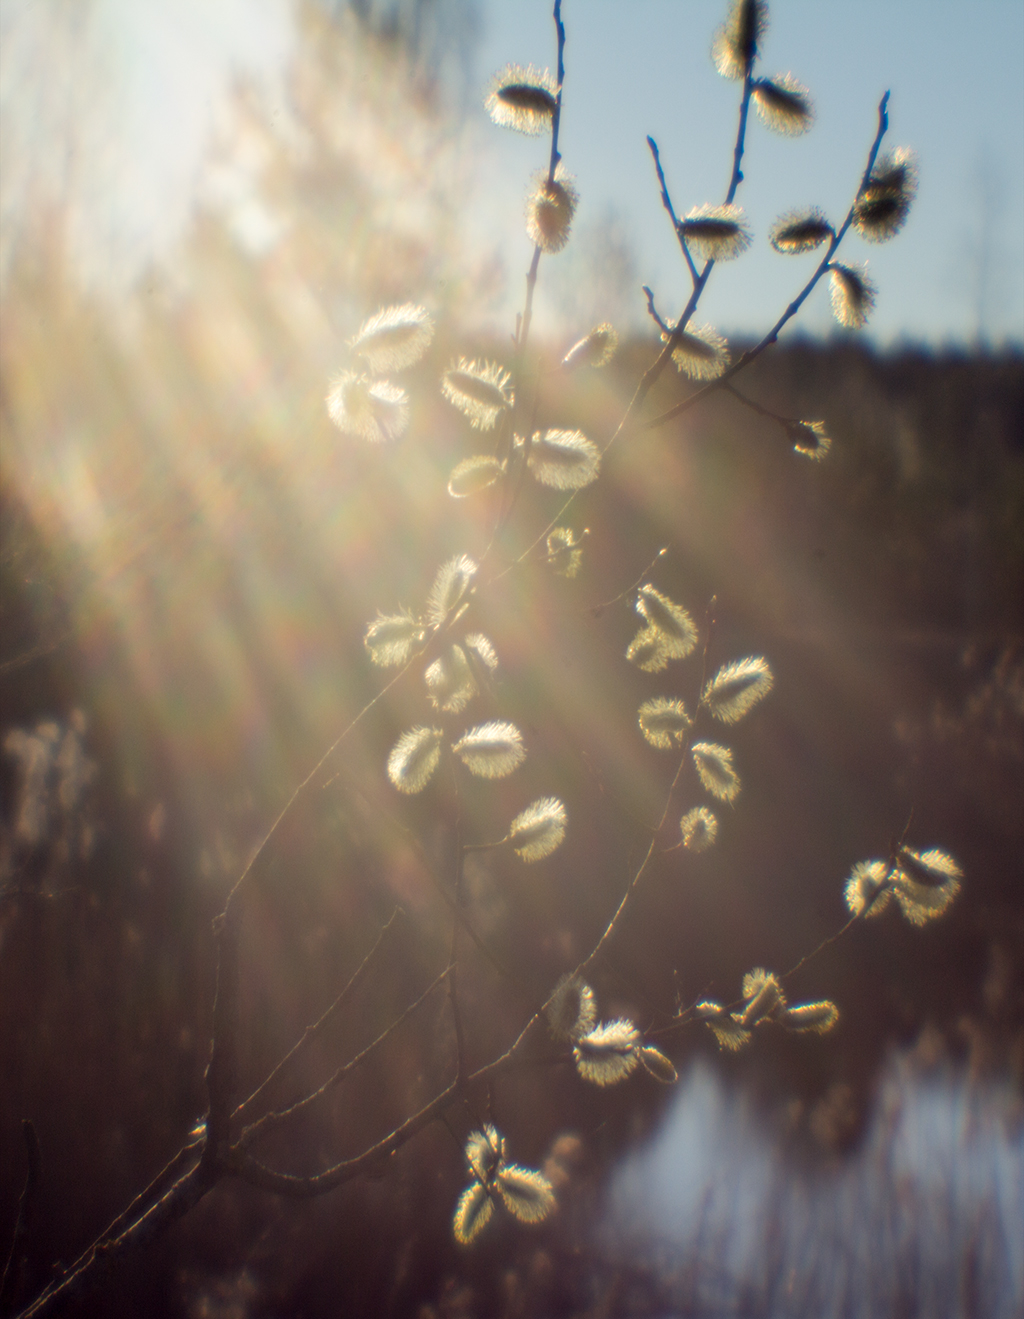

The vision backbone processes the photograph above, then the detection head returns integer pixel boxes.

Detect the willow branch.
[645,93,892,433]
[647,136,699,284]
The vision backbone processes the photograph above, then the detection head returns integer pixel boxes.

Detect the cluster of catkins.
[323,0,951,1254]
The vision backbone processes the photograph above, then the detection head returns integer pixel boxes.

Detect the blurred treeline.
[1,4,1022,1315]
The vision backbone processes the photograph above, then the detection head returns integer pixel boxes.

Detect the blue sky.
[474,0,1024,346]
[2,0,1021,347]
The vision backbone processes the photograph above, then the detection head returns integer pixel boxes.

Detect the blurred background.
[1,1,1022,1315]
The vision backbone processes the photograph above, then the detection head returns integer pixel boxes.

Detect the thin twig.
[726,67,755,203]
[1,1121,41,1314]
[237,966,451,1151]
[586,546,669,617]
[17,1161,212,1319]
[231,908,404,1126]
[448,767,469,1090]
[496,0,568,541]
[647,136,699,285]
[642,286,671,335]
[645,93,891,433]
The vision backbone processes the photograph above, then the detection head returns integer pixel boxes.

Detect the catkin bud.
[892,847,962,925]
[692,742,741,802]
[573,1019,642,1086]
[854,148,918,243]
[448,455,505,498]
[547,975,598,1041]
[678,204,752,263]
[526,429,599,490]
[452,721,525,779]
[442,359,512,430]
[425,554,477,627]
[702,656,773,724]
[326,373,409,443]
[844,859,893,918]
[829,263,876,329]
[680,806,719,852]
[486,65,559,135]
[387,726,443,794]
[752,74,814,135]
[635,586,698,659]
[665,324,730,381]
[787,419,831,460]
[562,324,618,370]
[712,0,768,80]
[546,527,586,578]
[638,697,692,750]
[508,797,567,862]
[526,165,578,254]
[769,209,833,254]
[350,303,434,373]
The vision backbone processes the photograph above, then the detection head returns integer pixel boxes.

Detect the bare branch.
[238,967,451,1150]
[232,907,404,1126]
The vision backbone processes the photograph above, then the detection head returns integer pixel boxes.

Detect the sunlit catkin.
[495,1165,556,1222]
[638,697,692,750]
[526,429,599,490]
[739,968,785,1026]
[424,644,477,713]
[779,1000,840,1034]
[465,1125,504,1181]
[508,797,567,862]
[573,1019,642,1086]
[453,1182,493,1245]
[666,324,730,381]
[892,847,962,925]
[712,0,767,80]
[844,859,893,918]
[697,1000,752,1052]
[326,373,410,443]
[638,1045,678,1083]
[526,165,578,254]
[678,204,752,262]
[769,208,834,254]
[692,742,741,802]
[562,324,618,370]
[546,527,585,578]
[463,632,498,679]
[547,975,598,1042]
[751,74,814,135]
[787,419,831,460]
[636,586,698,659]
[626,626,671,674]
[680,806,719,852]
[702,656,773,724]
[829,263,876,329]
[387,726,444,794]
[442,359,513,430]
[452,721,525,778]
[425,554,477,627]
[448,455,504,498]
[350,303,434,373]
[854,148,919,242]
[364,612,426,667]
[486,64,559,135]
